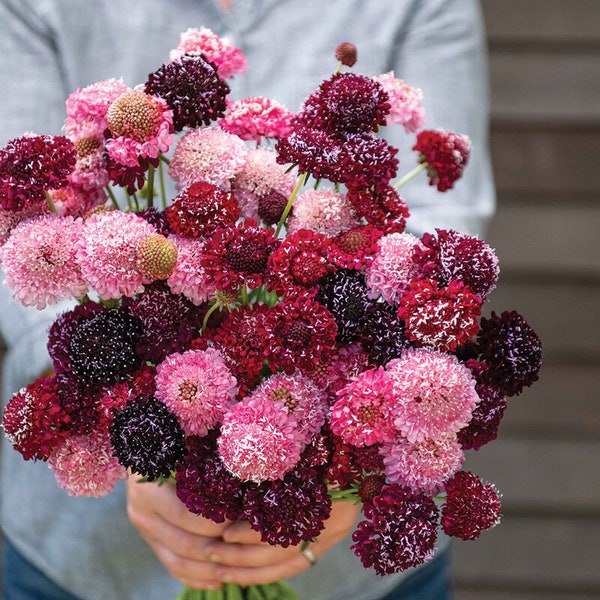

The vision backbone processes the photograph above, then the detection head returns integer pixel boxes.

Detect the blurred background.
[451,1,600,598]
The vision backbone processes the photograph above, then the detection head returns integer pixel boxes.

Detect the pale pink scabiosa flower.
[382,433,464,495]
[105,90,174,167]
[365,232,422,305]
[218,394,304,483]
[170,26,248,79]
[155,347,238,437]
[0,205,49,247]
[287,189,358,237]
[169,126,248,190]
[330,366,397,447]
[48,430,127,497]
[386,348,479,442]
[77,210,156,299]
[220,96,294,143]
[373,72,426,132]
[49,183,107,218]
[166,235,216,305]
[1,214,87,309]
[68,144,110,193]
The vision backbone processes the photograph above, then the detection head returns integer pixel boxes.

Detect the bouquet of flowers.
[0,28,542,600]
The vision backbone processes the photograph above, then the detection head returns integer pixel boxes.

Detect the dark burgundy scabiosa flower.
[317,268,373,344]
[165,181,240,238]
[243,464,332,547]
[201,218,280,293]
[335,42,358,67]
[137,206,172,236]
[351,483,439,575]
[357,473,387,504]
[475,310,542,397]
[257,190,289,226]
[327,223,383,270]
[2,376,71,461]
[441,470,502,540]
[176,433,246,523]
[0,134,77,211]
[53,373,104,436]
[145,54,230,130]
[105,153,154,195]
[413,129,471,192]
[109,394,186,481]
[326,433,363,489]
[398,277,482,353]
[346,184,410,235]
[263,293,338,375]
[413,229,499,300]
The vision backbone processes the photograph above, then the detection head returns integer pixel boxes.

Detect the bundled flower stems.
[0,27,542,600]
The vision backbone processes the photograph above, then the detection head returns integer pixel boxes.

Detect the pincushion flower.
[441,470,502,540]
[220,96,294,142]
[170,26,247,79]
[0,205,48,247]
[50,181,107,218]
[386,348,479,442]
[360,303,412,366]
[398,278,482,352]
[0,134,77,211]
[218,394,304,483]
[169,126,248,190]
[327,223,383,271]
[373,72,426,132]
[413,129,471,192]
[154,347,238,437]
[346,184,410,235]
[1,214,88,309]
[330,366,397,447]
[77,210,157,299]
[105,90,174,167]
[48,430,127,497]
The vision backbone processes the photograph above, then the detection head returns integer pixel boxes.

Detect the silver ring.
[302,548,318,566]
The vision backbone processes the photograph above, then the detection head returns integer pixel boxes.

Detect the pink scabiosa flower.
[330,366,397,447]
[365,232,422,305]
[146,54,230,130]
[441,470,502,540]
[373,73,426,132]
[220,96,294,143]
[48,430,127,497]
[154,347,238,437]
[346,184,410,235]
[318,342,371,395]
[169,126,248,190]
[0,134,76,211]
[327,223,383,271]
[49,182,107,218]
[398,277,482,352]
[170,26,248,79]
[105,90,174,168]
[1,214,87,309]
[386,348,479,442]
[166,235,216,305]
[218,394,304,483]
[287,189,358,237]
[413,129,471,192]
[382,434,465,495]
[351,483,438,575]
[0,205,49,247]
[77,210,157,299]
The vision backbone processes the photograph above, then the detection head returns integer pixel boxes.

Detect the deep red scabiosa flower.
[330,366,397,447]
[327,223,383,270]
[0,214,88,309]
[243,464,332,547]
[0,134,76,211]
[386,348,479,443]
[220,96,294,143]
[145,54,230,130]
[263,293,338,375]
[346,184,410,235]
[165,181,240,238]
[138,206,172,236]
[170,26,247,79]
[218,394,305,482]
[398,277,482,353]
[326,432,362,488]
[201,218,280,293]
[475,310,543,396]
[441,470,502,540]
[109,394,186,481]
[2,376,71,461]
[48,429,127,497]
[53,373,104,436]
[154,347,238,437]
[267,229,333,298]
[105,153,151,195]
[351,483,439,575]
[357,473,387,504]
[176,433,246,523]
[169,126,248,190]
[335,42,358,67]
[413,129,471,192]
[413,229,499,300]
[373,73,426,132]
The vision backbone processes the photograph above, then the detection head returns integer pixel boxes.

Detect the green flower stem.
[275,172,308,237]
[106,186,120,209]
[175,581,300,600]
[159,155,168,210]
[240,284,249,307]
[202,302,221,333]
[45,191,57,213]
[159,152,171,165]
[393,162,427,189]
[146,164,155,208]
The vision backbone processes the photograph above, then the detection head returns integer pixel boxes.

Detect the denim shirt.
[0,1,492,598]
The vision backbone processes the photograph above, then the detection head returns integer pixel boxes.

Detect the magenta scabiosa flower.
[346,184,410,235]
